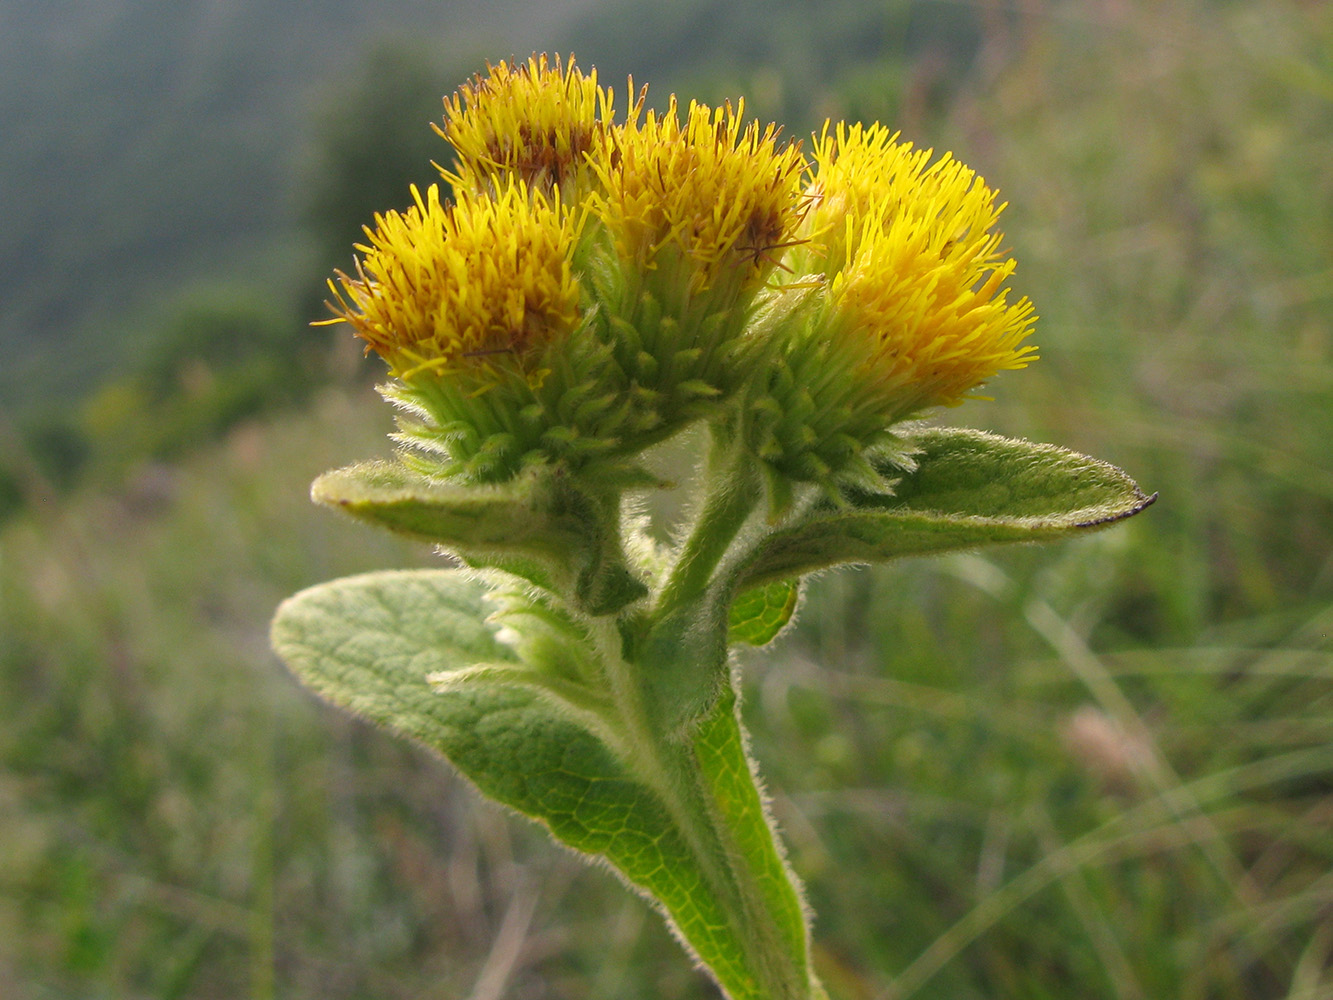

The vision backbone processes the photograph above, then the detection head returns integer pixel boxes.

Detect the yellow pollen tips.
[807,122,1003,278]
[325,181,581,382]
[593,96,807,291]
[812,122,1037,411]
[439,53,611,198]
[833,237,1038,413]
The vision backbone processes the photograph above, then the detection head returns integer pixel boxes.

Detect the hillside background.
[0,0,593,402]
[3,0,1333,998]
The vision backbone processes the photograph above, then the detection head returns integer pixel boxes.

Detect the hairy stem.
[655,421,762,615]
[594,610,826,1000]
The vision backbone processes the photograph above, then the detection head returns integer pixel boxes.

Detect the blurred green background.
[2,0,1332,997]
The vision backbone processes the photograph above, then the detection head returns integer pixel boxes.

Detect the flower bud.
[753,123,1037,493]
[583,96,808,436]
[325,181,627,481]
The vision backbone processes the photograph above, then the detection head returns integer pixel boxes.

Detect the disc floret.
[326,180,581,385]
[593,95,807,300]
[438,54,613,203]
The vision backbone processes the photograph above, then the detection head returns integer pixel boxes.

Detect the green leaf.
[311,462,647,612]
[313,460,574,552]
[271,569,514,740]
[728,579,801,646]
[270,569,796,999]
[865,426,1155,522]
[738,426,1156,590]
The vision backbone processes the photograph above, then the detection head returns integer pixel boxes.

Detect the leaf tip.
[1074,488,1157,529]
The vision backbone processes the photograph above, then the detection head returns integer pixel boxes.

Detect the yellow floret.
[323,181,582,382]
[592,96,807,294]
[438,53,612,199]
[805,122,1006,278]
[832,235,1037,413]
[808,122,1037,413]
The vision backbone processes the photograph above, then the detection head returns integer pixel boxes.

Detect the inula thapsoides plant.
[271,55,1155,999]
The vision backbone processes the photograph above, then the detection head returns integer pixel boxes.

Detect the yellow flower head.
[324,181,581,383]
[593,96,807,294]
[808,122,1037,414]
[438,54,612,200]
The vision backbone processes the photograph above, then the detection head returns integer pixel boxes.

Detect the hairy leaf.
[738,427,1155,590]
[271,569,800,999]
[312,461,570,549]
[729,579,801,646]
[312,462,646,610]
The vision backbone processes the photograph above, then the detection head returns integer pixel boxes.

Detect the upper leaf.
[861,426,1154,523]
[312,461,647,611]
[736,426,1155,590]
[313,460,573,549]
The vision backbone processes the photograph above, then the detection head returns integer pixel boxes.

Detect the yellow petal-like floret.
[325,181,581,382]
[593,96,807,294]
[809,122,1037,414]
[439,54,612,199]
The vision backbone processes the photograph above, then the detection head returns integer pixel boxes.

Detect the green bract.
[273,56,1153,1000]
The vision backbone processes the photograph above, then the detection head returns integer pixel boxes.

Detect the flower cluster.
[323,54,1037,488]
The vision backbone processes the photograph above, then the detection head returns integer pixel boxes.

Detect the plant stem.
[676,682,830,1000]
[655,422,761,616]
[597,608,826,999]
[609,420,828,996]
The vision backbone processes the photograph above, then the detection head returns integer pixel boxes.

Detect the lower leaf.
[270,569,814,999]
